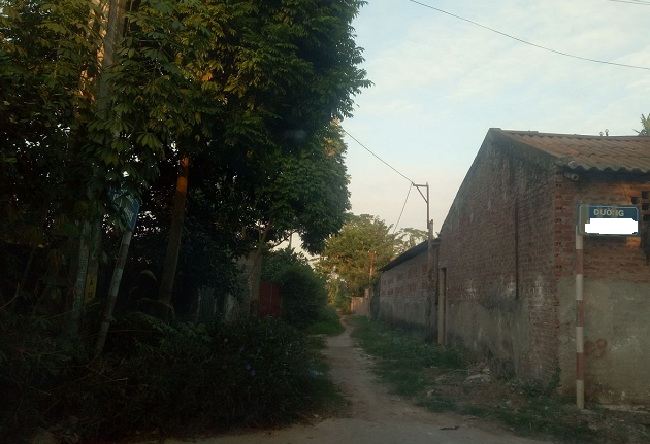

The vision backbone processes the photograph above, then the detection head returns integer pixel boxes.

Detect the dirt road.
[168,319,548,444]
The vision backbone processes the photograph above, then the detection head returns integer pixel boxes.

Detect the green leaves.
[318,213,400,300]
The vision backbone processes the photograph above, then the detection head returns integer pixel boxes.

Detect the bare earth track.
[172,318,548,444]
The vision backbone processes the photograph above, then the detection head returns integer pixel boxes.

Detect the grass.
[350,315,598,443]
[489,397,595,441]
[297,310,348,420]
[302,334,348,417]
[297,306,348,418]
[350,315,464,399]
[303,305,345,336]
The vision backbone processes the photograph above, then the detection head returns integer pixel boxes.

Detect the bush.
[279,266,327,329]
[262,248,328,329]
[304,305,344,336]
[0,314,324,442]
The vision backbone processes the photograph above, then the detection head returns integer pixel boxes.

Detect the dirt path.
[168,318,549,444]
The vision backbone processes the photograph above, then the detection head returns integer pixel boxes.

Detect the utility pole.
[413,182,434,338]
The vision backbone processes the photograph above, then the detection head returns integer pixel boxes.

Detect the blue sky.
[342,0,650,235]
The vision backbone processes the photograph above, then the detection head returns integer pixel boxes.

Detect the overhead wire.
[606,0,650,5]
[342,129,414,184]
[407,0,650,71]
[392,183,413,234]
[342,129,422,232]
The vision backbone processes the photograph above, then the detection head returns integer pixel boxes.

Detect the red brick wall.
[439,131,650,400]
[553,177,650,281]
[553,175,650,403]
[438,134,557,381]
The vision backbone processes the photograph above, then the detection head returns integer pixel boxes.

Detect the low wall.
[351,296,369,316]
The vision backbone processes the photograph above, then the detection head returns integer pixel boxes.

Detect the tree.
[397,227,428,251]
[637,113,650,136]
[230,122,351,313]
[88,0,370,311]
[1,0,370,332]
[262,248,327,328]
[317,214,400,304]
[1,0,108,337]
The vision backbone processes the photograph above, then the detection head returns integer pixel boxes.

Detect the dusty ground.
[165,319,549,444]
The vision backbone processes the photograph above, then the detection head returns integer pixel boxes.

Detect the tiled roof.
[493,129,650,174]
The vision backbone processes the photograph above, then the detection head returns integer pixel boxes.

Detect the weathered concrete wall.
[558,276,650,404]
[438,132,558,382]
[379,251,434,330]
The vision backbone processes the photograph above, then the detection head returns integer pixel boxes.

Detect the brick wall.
[554,174,650,403]
[380,250,433,329]
[438,133,557,382]
[553,176,650,281]
[438,130,650,402]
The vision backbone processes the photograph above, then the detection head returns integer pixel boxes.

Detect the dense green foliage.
[304,304,345,336]
[317,214,430,309]
[317,214,399,307]
[1,0,368,438]
[0,0,368,317]
[262,248,328,329]
[279,266,328,329]
[0,313,329,440]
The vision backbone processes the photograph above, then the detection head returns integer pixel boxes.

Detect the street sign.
[578,204,640,236]
[108,186,140,231]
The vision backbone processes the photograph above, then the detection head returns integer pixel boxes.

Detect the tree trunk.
[69,222,90,339]
[158,156,190,307]
[95,229,132,356]
[248,248,263,316]
[70,0,127,340]
[244,221,273,316]
[98,0,129,107]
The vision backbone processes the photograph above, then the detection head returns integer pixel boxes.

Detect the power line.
[408,0,650,71]
[606,0,650,5]
[343,129,414,183]
[392,183,413,234]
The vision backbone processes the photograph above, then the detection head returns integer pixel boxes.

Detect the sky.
[341,0,650,236]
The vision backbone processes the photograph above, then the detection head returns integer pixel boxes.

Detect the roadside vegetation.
[0,248,345,443]
[2,0,361,441]
[350,316,649,444]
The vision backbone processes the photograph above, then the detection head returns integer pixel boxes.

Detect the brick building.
[435,128,650,404]
[379,240,439,330]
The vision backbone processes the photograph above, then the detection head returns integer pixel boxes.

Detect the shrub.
[0,314,323,442]
[262,248,328,329]
[304,305,344,336]
[279,265,327,329]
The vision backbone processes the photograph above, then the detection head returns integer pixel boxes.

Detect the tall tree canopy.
[0,0,369,324]
[317,214,431,307]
